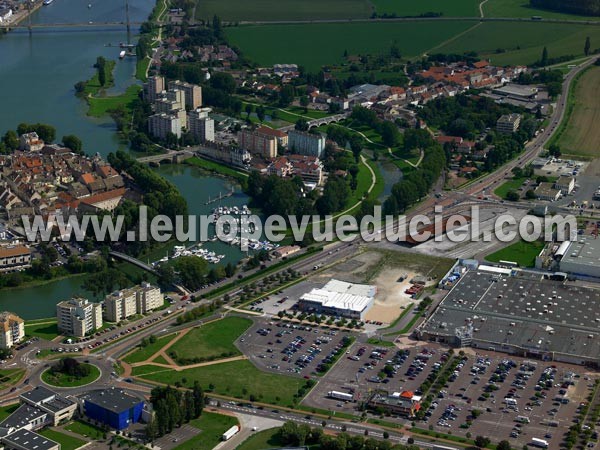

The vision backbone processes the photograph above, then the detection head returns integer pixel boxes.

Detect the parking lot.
[237,319,355,378]
[302,340,596,450]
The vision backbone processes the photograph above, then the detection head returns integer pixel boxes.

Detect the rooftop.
[561,239,600,269]
[300,279,376,313]
[81,389,143,414]
[2,428,58,450]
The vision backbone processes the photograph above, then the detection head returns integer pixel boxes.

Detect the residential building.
[256,126,288,147]
[272,245,301,258]
[188,108,215,142]
[19,387,78,426]
[104,283,163,322]
[155,90,186,117]
[148,112,185,139]
[56,298,102,337]
[0,312,24,349]
[19,133,44,152]
[168,80,202,109]
[238,128,278,158]
[79,388,144,430]
[143,75,165,103]
[555,175,575,195]
[0,246,31,272]
[496,113,521,134]
[287,130,326,157]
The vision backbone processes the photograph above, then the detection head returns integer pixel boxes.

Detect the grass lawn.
[0,404,19,421]
[153,354,170,364]
[135,359,306,406]
[483,0,598,20]
[65,420,105,440]
[87,84,142,118]
[80,60,116,97]
[226,21,473,71]
[174,412,238,450]
[38,429,86,450]
[236,428,284,450]
[123,333,178,364]
[41,364,100,388]
[0,369,25,390]
[435,22,600,67]
[195,0,372,21]
[554,66,600,157]
[494,177,527,199]
[168,317,252,363]
[136,56,151,82]
[372,0,480,17]
[486,240,545,267]
[24,320,59,341]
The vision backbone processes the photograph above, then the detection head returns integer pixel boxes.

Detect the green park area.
[123,333,178,364]
[225,21,473,71]
[38,429,86,450]
[486,240,545,267]
[24,318,59,341]
[168,316,253,363]
[494,177,527,199]
[133,359,307,406]
[196,0,372,21]
[87,85,142,118]
[65,420,106,440]
[237,428,284,450]
[41,363,101,388]
[174,412,239,450]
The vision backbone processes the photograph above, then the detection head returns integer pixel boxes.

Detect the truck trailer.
[222,425,240,441]
[328,391,354,402]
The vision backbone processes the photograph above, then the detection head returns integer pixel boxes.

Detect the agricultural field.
[486,239,545,267]
[371,0,480,17]
[554,66,600,157]
[435,22,600,66]
[226,21,474,71]
[483,0,598,21]
[133,359,307,406]
[168,316,252,363]
[195,0,372,22]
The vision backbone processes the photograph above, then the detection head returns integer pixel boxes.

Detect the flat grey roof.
[81,389,143,414]
[20,387,55,405]
[561,239,600,268]
[421,270,600,359]
[0,405,46,429]
[3,428,58,450]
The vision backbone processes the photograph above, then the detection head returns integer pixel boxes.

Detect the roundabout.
[40,362,101,388]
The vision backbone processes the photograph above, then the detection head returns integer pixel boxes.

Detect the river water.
[0,0,252,318]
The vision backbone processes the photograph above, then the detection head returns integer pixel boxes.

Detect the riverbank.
[2,1,43,30]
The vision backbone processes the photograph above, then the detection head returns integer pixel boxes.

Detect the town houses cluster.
[0,135,126,225]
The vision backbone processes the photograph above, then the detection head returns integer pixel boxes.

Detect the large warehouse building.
[298,279,376,320]
[79,389,144,430]
[417,266,600,367]
[559,238,600,279]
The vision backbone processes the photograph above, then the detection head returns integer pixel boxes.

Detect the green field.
[175,412,238,450]
[435,22,600,66]
[168,317,253,363]
[554,66,600,157]
[0,369,25,390]
[372,0,480,17]
[486,240,545,267]
[226,21,474,71]
[236,428,283,450]
[87,84,141,118]
[0,404,19,421]
[38,429,86,450]
[24,320,59,341]
[123,334,178,364]
[196,0,372,21]
[41,364,101,388]
[135,359,306,406]
[483,0,598,20]
[65,420,105,440]
[494,177,527,199]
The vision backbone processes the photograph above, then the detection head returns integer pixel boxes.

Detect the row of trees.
[530,0,600,16]
[147,384,205,440]
[351,107,401,147]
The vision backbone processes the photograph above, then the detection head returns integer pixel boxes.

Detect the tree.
[62,135,83,154]
[380,121,400,147]
[2,130,19,151]
[279,84,295,107]
[475,436,491,448]
[497,440,512,450]
[145,415,158,442]
[245,103,254,118]
[300,95,309,110]
[541,46,549,66]
[585,36,591,56]
[506,190,520,202]
[256,106,266,122]
[548,143,562,157]
[547,81,562,99]
[295,118,309,131]
[525,189,537,199]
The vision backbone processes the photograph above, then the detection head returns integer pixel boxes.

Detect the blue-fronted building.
[80,389,144,430]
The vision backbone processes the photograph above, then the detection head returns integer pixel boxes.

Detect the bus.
[530,438,549,448]
[499,260,519,268]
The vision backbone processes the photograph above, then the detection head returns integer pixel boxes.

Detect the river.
[0,0,254,318]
